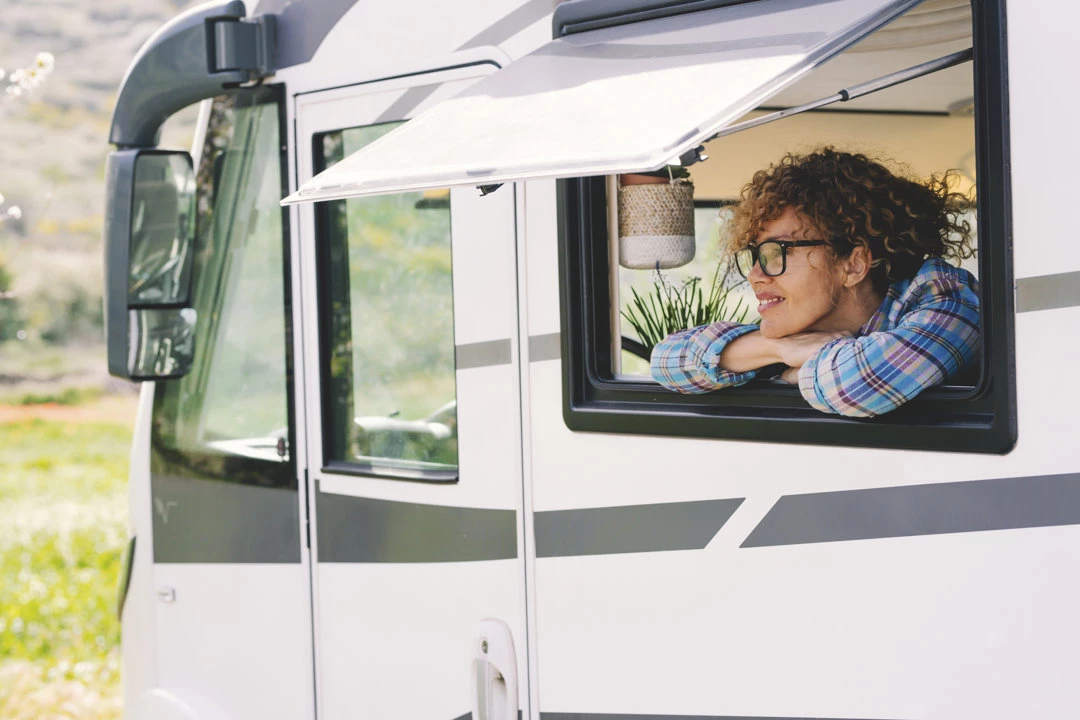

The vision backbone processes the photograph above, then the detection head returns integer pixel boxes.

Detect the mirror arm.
[109,0,277,149]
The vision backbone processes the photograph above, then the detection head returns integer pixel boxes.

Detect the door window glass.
[152,87,292,484]
[317,124,457,480]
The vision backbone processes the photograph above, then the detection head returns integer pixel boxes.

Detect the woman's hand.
[773,331,853,369]
[717,329,852,378]
[717,331,783,372]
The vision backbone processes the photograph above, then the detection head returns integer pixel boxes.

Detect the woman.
[650,147,979,418]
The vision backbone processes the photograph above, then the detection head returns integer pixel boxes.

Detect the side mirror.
[104,149,198,380]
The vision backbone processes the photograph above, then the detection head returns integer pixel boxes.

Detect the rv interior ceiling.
[767,0,973,112]
[690,0,977,201]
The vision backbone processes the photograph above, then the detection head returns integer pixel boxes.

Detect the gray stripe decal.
[540,714,893,720]
[1017,271,1080,313]
[258,0,549,71]
[257,0,361,70]
[316,490,517,563]
[535,499,743,558]
[457,338,513,370]
[459,0,556,50]
[529,332,561,362]
[151,474,301,563]
[372,0,553,121]
[374,84,441,124]
[742,472,1080,548]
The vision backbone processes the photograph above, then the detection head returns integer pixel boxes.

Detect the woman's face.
[746,207,845,339]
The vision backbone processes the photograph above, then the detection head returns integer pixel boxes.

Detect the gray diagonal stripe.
[1017,271,1080,313]
[371,0,553,121]
[529,332,561,362]
[536,499,743,558]
[457,338,512,370]
[374,84,441,124]
[258,0,362,69]
[459,0,555,49]
[317,491,516,563]
[743,472,1080,548]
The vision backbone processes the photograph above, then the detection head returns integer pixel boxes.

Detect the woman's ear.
[842,245,873,287]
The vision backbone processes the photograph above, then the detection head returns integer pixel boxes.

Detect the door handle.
[472,618,518,720]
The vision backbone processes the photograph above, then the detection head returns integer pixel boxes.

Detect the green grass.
[0,418,130,719]
[1,386,103,407]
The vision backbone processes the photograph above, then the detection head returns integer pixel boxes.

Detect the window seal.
[557,0,1016,454]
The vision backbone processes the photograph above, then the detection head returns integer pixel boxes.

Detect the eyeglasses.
[734,239,829,278]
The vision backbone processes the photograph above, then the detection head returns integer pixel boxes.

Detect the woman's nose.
[746,260,768,283]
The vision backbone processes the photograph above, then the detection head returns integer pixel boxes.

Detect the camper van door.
[293,66,530,720]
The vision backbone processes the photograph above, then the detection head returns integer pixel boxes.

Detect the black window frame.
[557,0,1017,454]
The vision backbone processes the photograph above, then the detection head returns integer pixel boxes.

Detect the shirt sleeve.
[797,271,980,417]
[650,322,761,393]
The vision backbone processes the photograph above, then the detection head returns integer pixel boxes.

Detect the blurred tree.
[0,52,54,340]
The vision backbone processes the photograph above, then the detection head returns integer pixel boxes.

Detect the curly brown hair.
[725,147,975,294]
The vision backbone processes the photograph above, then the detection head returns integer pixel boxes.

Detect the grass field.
[0,400,135,720]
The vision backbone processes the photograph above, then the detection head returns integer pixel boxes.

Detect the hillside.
[0,0,202,391]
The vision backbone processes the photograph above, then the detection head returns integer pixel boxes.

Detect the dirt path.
[0,395,139,426]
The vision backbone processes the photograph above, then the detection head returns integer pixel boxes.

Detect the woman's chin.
[758,322,785,339]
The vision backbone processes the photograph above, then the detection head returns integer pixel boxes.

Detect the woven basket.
[617,181,696,269]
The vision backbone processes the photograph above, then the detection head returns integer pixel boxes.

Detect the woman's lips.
[757,296,784,313]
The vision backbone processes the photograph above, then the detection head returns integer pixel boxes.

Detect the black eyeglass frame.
[735,239,830,278]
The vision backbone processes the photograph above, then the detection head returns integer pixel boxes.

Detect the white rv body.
[112,1,1080,719]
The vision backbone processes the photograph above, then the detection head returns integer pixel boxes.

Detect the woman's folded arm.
[797,273,980,417]
[650,322,762,393]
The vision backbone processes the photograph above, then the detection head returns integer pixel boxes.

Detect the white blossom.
[7,206,22,220]
[34,52,55,74]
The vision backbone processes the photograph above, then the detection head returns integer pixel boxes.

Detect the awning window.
[283,0,922,205]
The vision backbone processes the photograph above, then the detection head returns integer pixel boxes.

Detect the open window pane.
[285,0,919,203]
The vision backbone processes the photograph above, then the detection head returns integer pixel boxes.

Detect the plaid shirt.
[650,258,980,417]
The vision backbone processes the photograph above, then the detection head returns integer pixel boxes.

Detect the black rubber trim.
[116,535,136,620]
[554,0,759,38]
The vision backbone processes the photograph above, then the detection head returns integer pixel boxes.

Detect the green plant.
[622,264,752,351]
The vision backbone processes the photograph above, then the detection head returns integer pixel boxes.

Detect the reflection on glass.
[152,90,291,467]
[129,308,196,378]
[319,123,458,478]
[129,153,196,305]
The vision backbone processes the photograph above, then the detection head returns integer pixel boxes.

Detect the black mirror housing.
[104,149,198,380]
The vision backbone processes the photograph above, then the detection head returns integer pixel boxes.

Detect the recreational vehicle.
[103,0,1080,718]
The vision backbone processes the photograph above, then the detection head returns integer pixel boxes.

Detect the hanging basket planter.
[617,174,696,270]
